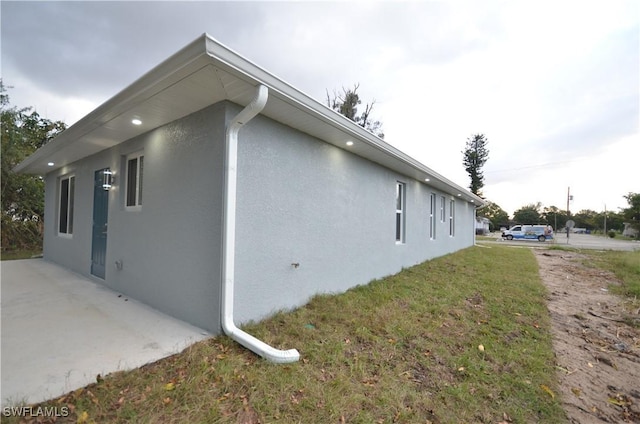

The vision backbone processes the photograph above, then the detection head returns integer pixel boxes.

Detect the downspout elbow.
[222,320,300,364]
[227,85,269,135]
[221,84,300,364]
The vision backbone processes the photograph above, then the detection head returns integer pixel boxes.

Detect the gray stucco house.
[16,34,484,362]
[475,216,491,235]
[623,222,638,238]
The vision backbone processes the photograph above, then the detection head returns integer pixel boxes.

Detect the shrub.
[0,215,43,251]
[608,231,616,238]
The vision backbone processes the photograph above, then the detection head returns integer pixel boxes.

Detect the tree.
[1,80,66,249]
[621,192,640,237]
[573,209,599,231]
[326,83,384,138]
[604,210,624,233]
[541,205,567,231]
[594,210,623,234]
[479,201,509,230]
[462,134,489,197]
[513,203,542,224]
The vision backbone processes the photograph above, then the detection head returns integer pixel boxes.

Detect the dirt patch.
[535,250,640,423]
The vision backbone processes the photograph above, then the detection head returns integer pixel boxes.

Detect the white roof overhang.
[15,33,484,207]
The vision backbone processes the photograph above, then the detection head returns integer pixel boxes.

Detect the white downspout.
[221,84,300,364]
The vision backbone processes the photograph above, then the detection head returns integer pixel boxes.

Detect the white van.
[502,225,553,242]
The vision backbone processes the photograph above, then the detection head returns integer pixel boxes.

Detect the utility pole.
[604,204,607,236]
[567,187,570,242]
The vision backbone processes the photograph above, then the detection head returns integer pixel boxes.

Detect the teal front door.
[91,168,109,279]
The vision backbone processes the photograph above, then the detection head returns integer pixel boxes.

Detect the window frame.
[440,196,446,222]
[58,174,75,237]
[125,152,144,211]
[395,182,406,244]
[429,192,437,240]
[449,199,455,237]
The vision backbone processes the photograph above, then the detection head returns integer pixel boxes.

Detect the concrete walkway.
[1,259,211,407]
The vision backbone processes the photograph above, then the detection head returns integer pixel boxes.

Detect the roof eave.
[15,33,485,207]
[14,34,211,175]
[201,35,483,205]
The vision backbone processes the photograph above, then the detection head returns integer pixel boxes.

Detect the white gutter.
[221,84,300,364]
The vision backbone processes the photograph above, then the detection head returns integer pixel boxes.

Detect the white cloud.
[1,0,637,217]
[3,73,98,125]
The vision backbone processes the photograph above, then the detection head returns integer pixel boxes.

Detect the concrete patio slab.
[1,259,211,407]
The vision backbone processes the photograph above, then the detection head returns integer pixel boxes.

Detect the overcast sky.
[2,1,638,217]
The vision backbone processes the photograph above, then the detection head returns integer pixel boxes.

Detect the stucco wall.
[42,100,476,334]
[232,105,476,324]
[43,104,226,332]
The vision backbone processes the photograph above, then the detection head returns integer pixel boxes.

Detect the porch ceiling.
[15,33,484,206]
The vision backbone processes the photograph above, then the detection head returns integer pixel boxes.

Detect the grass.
[474,235,498,242]
[546,245,579,252]
[545,247,639,299]
[587,250,640,299]
[3,246,566,423]
[0,249,42,261]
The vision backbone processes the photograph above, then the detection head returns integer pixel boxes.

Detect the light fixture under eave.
[102,170,114,190]
[345,141,354,146]
[131,118,142,126]
[424,178,430,182]
[47,162,55,167]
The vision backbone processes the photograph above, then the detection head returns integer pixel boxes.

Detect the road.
[480,232,640,251]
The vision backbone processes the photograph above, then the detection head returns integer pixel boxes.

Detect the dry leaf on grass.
[540,384,555,399]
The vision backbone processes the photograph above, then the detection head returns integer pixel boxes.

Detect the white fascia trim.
[203,33,484,207]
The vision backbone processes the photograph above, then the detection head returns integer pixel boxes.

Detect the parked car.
[502,225,554,242]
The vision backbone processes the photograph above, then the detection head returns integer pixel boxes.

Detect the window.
[440,196,446,222]
[449,199,455,237]
[395,182,405,243]
[125,152,144,209]
[59,175,75,235]
[429,193,436,239]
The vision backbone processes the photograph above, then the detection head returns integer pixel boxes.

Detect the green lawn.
[588,250,640,299]
[0,249,42,261]
[3,246,567,423]
[547,247,640,300]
